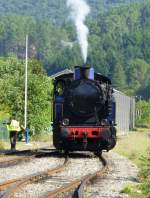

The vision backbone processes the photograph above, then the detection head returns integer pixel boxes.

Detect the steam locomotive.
[52,66,116,154]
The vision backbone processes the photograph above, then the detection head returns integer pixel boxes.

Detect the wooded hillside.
[0,0,144,25]
[0,1,149,97]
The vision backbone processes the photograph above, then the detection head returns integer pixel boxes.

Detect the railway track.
[0,149,56,168]
[0,155,37,168]
[0,153,69,198]
[40,153,108,198]
[0,149,40,168]
[0,152,108,198]
[0,147,55,157]
[0,149,38,156]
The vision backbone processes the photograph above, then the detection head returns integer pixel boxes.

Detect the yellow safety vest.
[7,120,21,132]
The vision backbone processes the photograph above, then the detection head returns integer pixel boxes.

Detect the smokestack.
[74,66,94,80]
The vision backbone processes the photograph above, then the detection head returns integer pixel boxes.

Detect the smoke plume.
[67,0,90,63]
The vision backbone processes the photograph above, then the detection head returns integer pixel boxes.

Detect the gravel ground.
[0,151,138,198]
[0,156,63,183]
[13,154,100,198]
[87,151,139,198]
[0,141,52,154]
[0,155,21,162]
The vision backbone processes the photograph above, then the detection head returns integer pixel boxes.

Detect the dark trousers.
[10,131,17,150]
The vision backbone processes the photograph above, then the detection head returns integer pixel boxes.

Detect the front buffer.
[53,125,116,152]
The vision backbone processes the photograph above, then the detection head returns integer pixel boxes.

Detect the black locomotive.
[52,66,116,153]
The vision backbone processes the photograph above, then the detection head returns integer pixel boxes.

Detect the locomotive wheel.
[105,127,117,150]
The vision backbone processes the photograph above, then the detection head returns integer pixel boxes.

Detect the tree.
[127,59,149,91]
[136,100,150,127]
[0,56,52,134]
[0,1,150,97]
[112,63,126,90]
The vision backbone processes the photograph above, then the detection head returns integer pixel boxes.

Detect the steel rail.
[0,147,54,156]
[76,154,108,198]
[0,149,38,156]
[0,156,36,168]
[0,156,69,197]
[0,149,57,168]
[41,153,108,198]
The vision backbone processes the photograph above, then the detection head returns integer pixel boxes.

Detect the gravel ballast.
[0,151,138,198]
[87,151,139,198]
[13,154,100,198]
[0,157,63,183]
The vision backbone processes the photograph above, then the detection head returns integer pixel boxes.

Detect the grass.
[0,139,52,151]
[0,132,53,151]
[121,183,137,194]
[0,140,5,150]
[134,127,150,132]
[31,133,52,143]
[114,129,150,198]
[114,130,150,166]
[121,183,143,198]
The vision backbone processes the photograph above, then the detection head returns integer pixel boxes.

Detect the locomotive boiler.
[52,66,116,154]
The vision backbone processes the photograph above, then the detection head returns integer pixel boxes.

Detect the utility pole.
[25,35,29,144]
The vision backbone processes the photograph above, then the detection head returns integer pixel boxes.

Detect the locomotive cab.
[52,66,116,153]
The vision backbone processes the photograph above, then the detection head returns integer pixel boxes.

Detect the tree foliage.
[139,148,150,198]
[0,0,143,25]
[136,100,150,127]
[0,57,52,134]
[0,1,149,98]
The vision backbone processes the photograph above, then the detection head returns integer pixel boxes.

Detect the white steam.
[67,0,90,63]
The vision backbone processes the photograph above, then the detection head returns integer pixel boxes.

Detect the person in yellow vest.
[7,115,22,150]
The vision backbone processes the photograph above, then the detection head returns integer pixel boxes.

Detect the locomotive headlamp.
[62,118,69,126]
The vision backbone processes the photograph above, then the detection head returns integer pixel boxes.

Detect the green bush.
[139,148,150,198]
[0,140,5,149]
[121,183,133,194]
[31,133,52,143]
[0,57,52,135]
[136,100,150,128]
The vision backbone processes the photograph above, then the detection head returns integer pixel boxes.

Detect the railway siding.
[0,151,138,198]
[0,156,63,185]
[12,154,100,198]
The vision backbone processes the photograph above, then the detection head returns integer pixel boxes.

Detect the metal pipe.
[25,35,28,144]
